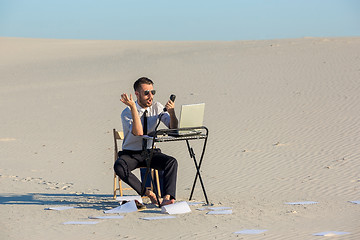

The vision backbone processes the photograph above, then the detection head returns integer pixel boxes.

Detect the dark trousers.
[114,149,178,199]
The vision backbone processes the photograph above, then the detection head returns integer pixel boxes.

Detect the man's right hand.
[120,93,136,109]
[120,93,143,136]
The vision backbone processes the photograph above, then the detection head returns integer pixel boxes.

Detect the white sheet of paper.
[45,206,75,211]
[349,200,360,204]
[63,221,99,225]
[161,201,191,214]
[104,200,138,214]
[207,209,232,215]
[187,201,205,206]
[141,216,176,221]
[208,206,232,211]
[116,195,143,204]
[197,207,208,211]
[313,231,350,236]
[89,216,124,219]
[197,206,231,211]
[285,201,318,205]
[234,229,268,234]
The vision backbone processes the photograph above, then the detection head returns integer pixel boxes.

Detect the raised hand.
[120,93,136,108]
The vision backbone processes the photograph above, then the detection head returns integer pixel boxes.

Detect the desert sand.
[1,37,359,239]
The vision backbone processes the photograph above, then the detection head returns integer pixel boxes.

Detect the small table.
[141,126,209,206]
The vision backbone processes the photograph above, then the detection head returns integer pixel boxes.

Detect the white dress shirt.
[121,101,170,151]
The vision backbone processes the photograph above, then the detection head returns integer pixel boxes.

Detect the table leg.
[186,140,209,205]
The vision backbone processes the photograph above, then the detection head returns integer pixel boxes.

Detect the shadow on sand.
[0,192,120,210]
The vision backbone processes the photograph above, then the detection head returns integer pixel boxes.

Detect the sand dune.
[1,37,359,239]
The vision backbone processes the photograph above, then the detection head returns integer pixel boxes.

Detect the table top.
[143,126,208,142]
[146,133,207,142]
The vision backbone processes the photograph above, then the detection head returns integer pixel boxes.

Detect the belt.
[121,150,143,155]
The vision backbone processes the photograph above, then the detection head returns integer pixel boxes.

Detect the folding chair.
[113,128,161,199]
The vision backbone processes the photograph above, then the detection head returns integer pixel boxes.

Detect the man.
[114,77,178,206]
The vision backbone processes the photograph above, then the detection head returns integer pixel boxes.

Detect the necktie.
[142,110,148,150]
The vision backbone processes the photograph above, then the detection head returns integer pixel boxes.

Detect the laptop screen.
[179,103,205,128]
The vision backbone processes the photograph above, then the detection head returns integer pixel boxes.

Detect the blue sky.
[0,0,359,41]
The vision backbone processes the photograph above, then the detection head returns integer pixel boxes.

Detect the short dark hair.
[133,77,154,91]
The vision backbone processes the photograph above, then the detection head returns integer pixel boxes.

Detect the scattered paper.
[207,209,232,215]
[197,206,231,211]
[45,206,75,211]
[203,206,233,215]
[141,216,176,221]
[208,206,232,211]
[234,229,268,234]
[104,200,138,214]
[63,221,99,225]
[89,216,124,219]
[187,201,205,206]
[285,201,318,205]
[349,200,360,204]
[161,201,191,214]
[116,195,143,204]
[313,231,350,236]
[197,207,208,211]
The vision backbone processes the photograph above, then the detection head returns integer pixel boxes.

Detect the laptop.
[168,103,205,137]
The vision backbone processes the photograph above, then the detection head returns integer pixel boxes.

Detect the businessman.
[114,77,178,206]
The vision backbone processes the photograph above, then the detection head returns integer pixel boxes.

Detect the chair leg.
[113,172,117,199]
[114,172,124,199]
[119,177,123,196]
[152,169,161,198]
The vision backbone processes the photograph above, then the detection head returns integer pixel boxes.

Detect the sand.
[1,36,359,239]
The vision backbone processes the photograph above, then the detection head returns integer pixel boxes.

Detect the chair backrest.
[113,129,124,140]
[113,129,124,162]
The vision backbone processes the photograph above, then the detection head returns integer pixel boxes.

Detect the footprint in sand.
[3,174,74,190]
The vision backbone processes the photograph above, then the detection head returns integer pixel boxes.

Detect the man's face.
[135,83,155,108]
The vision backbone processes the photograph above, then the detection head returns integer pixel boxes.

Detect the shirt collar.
[135,101,150,114]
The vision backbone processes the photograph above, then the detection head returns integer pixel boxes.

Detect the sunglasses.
[144,90,156,95]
